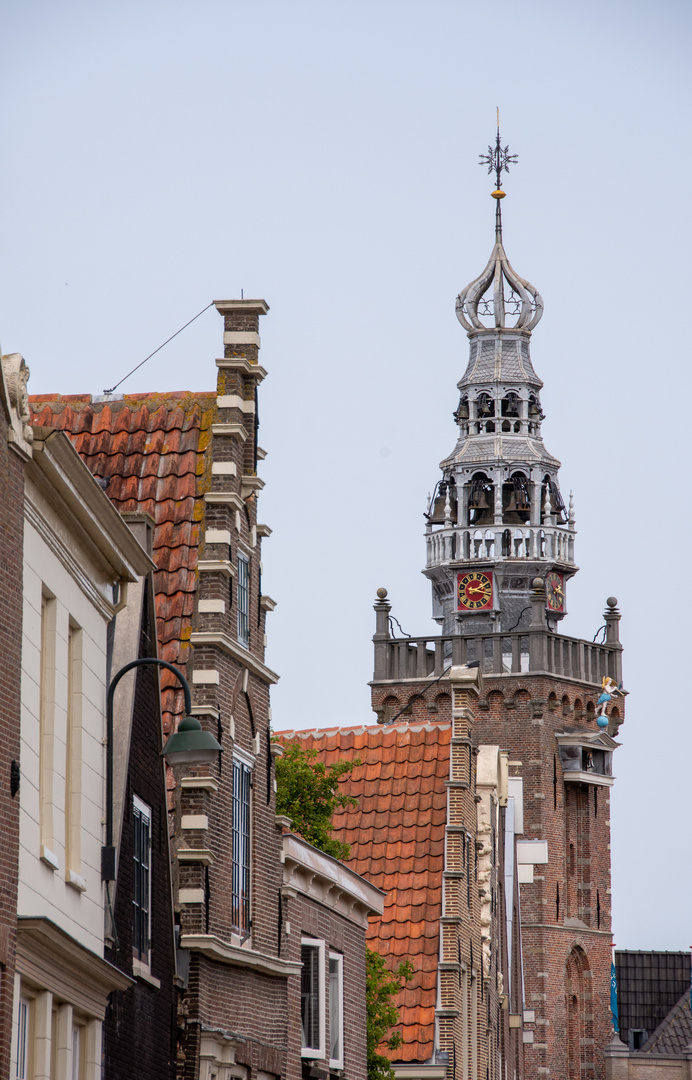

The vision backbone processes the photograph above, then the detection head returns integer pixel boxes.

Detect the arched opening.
[501,391,520,418]
[565,946,594,1080]
[454,396,469,424]
[476,392,495,419]
[485,420,495,433]
[467,473,494,527]
[562,694,571,716]
[528,393,544,434]
[542,474,567,523]
[503,471,531,524]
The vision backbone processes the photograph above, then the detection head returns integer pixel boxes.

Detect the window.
[72,1023,85,1080]
[301,939,325,1057]
[39,591,57,861]
[232,760,251,936]
[66,622,83,881]
[133,796,151,962]
[16,998,30,1079]
[237,553,250,648]
[329,952,344,1069]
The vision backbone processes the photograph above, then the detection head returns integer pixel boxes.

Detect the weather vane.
[479,108,518,194]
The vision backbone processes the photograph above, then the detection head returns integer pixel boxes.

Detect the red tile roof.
[277,721,451,1064]
[30,392,216,736]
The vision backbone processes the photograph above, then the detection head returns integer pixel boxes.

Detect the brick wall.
[104,581,177,1080]
[0,395,24,1077]
[175,301,291,1080]
[372,673,620,1080]
[283,891,368,1080]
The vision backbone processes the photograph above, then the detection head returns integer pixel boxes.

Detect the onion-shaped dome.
[456,225,544,333]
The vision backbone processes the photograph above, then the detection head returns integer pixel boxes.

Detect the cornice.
[24,499,114,620]
[179,934,300,978]
[189,631,279,685]
[282,832,385,928]
[17,917,132,1018]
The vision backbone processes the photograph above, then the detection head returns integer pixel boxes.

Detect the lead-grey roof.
[642,991,692,1055]
[441,434,561,470]
[459,334,543,390]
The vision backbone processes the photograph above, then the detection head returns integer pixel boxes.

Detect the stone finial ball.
[607,596,618,608]
[532,577,544,589]
[376,587,388,600]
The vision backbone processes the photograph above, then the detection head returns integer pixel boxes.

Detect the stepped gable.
[29,391,216,735]
[641,991,692,1055]
[278,721,452,1064]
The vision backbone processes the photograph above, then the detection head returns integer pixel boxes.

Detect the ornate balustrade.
[425,523,575,568]
[372,628,621,687]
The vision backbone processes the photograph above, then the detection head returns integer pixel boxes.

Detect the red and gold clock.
[457,571,494,611]
[545,571,565,612]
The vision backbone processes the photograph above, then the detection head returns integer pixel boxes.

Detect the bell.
[468,487,491,510]
[455,398,469,421]
[428,481,457,524]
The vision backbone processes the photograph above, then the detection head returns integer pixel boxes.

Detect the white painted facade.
[8,399,152,1080]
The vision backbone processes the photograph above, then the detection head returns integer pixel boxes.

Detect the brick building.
[0,353,28,1078]
[280,666,532,1080]
[364,136,624,1080]
[102,512,178,1080]
[12,364,151,1077]
[280,828,385,1080]
[31,301,379,1080]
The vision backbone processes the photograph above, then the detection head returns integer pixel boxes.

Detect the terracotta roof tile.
[277,721,451,1063]
[29,391,216,736]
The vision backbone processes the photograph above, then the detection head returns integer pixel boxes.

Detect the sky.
[1,0,690,950]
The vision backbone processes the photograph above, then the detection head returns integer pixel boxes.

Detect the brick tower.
[370,129,624,1080]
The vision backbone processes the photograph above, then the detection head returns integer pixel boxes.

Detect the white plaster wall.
[18,483,116,957]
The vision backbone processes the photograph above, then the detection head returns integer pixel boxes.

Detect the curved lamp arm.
[102,658,194,881]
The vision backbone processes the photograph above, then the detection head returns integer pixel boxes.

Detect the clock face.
[457,571,493,611]
[545,571,565,612]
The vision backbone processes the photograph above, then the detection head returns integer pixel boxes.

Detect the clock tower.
[425,142,575,636]
[370,126,624,1080]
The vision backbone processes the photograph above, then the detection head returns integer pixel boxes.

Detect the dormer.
[556,730,620,787]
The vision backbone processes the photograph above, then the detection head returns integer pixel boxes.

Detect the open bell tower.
[370,123,624,1080]
[425,126,576,636]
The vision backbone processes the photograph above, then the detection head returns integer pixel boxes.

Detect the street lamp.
[102,657,222,880]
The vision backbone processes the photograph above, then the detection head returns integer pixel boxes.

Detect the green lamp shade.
[161,715,223,766]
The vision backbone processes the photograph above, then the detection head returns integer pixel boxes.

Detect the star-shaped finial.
[479,109,518,192]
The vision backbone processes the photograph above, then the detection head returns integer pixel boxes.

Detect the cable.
[102,302,215,394]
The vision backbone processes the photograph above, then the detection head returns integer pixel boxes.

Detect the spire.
[456,116,543,333]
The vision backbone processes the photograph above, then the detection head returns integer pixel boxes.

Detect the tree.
[366,948,414,1080]
[274,740,359,860]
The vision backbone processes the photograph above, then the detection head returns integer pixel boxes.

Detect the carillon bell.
[428,480,457,524]
[468,486,491,511]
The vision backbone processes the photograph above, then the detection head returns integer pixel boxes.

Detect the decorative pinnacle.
[479,109,518,194]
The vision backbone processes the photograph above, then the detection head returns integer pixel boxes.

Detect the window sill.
[132,960,161,989]
[66,870,86,892]
[40,845,59,871]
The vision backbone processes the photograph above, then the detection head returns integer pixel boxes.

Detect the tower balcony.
[425,522,575,569]
[372,626,621,688]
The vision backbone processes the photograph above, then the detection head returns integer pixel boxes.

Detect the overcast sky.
[2,0,690,950]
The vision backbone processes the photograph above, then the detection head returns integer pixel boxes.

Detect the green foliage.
[366,947,414,1080]
[274,740,359,860]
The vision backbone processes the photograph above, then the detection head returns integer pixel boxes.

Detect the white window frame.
[132,795,152,965]
[329,951,344,1069]
[301,937,325,1058]
[232,758,252,939]
[237,553,250,648]
[15,995,31,1080]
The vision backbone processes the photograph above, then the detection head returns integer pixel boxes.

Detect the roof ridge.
[275,720,452,738]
